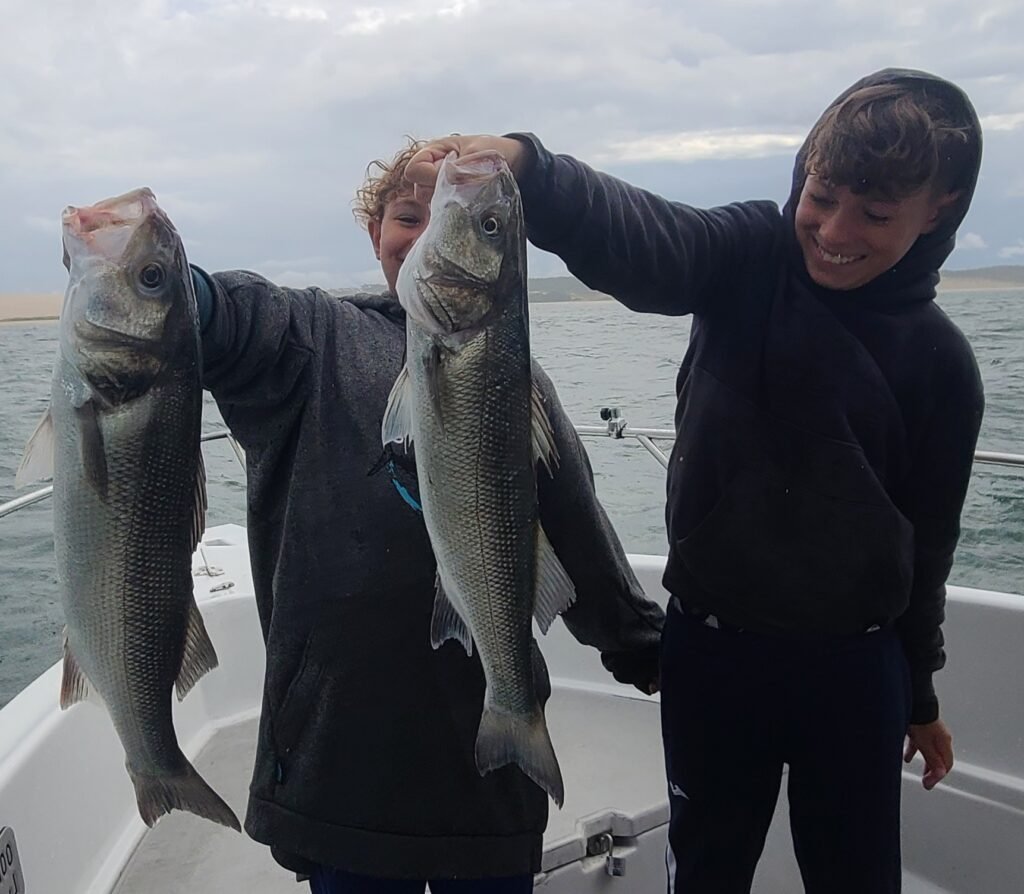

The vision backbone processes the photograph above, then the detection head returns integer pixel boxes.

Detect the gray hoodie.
[195,268,665,879]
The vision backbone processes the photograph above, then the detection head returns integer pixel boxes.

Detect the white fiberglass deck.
[1,523,1023,893]
[111,690,669,893]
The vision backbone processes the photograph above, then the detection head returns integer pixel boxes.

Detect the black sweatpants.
[660,602,912,894]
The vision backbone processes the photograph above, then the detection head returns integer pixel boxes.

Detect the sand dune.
[0,293,62,323]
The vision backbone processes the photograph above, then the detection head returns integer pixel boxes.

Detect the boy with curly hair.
[189,139,664,892]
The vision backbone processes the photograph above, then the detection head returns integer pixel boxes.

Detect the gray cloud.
[1,0,1022,291]
[959,233,989,250]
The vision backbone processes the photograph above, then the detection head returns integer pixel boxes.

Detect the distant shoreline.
[939,283,1024,293]
[2,272,1023,324]
[0,317,59,327]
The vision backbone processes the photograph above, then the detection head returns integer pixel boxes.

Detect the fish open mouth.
[63,188,161,265]
[440,151,508,186]
[64,188,157,235]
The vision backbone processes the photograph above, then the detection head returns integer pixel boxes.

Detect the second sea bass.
[383,153,575,806]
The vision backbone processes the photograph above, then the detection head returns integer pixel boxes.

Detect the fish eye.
[139,263,165,291]
[481,215,501,237]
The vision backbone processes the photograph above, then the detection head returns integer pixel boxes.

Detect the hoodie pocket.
[271,640,326,760]
[674,454,914,633]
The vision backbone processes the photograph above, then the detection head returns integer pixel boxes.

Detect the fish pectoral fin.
[426,343,445,433]
[175,599,219,701]
[15,405,56,487]
[531,383,559,476]
[76,400,109,500]
[191,451,208,555]
[381,364,415,448]
[533,525,576,634]
[60,629,101,709]
[430,574,473,656]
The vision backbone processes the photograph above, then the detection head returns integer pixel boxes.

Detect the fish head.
[397,152,524,338]
[60,188,195,389]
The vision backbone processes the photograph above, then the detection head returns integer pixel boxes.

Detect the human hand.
[601,644,660,696]
[404,135,529,202]
[904,719,954,790]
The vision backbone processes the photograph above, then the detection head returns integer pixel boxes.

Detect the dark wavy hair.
[805,83,973,199]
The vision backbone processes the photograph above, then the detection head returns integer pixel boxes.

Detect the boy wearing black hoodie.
[407,69,985,893]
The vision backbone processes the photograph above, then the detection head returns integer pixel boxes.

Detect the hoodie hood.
[783,68,983,308]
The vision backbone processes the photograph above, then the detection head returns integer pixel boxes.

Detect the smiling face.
[794,175,956,291]
[793,81,973,291]
[368,190,430,292]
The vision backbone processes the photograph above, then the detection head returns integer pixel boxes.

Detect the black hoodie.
[511,68,985,724]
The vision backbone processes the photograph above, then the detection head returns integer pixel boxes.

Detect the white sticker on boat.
[0,827,25,894]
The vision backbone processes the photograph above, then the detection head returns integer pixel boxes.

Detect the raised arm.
[192,266,338,449]
[405,134,782,316]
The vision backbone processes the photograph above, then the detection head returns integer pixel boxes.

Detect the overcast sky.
[2,0,1022,292]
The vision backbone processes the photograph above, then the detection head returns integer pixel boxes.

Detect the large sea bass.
[16,188,239,830]
[382,153,575,805]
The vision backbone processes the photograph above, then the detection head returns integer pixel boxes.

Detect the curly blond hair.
[353,137,428,228]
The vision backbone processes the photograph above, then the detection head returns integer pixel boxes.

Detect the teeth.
[817,242,860,265]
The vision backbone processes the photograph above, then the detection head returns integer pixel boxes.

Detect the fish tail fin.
[129,761,241,831]
[475,705,564,808]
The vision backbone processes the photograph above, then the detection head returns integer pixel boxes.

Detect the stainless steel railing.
[2,410,1022,520]
[0,431,246,520]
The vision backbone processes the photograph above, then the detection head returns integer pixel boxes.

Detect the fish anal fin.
[430,573,473,656]
[175,599,219,700]
[16,406,55,487]
[533,525,576,634]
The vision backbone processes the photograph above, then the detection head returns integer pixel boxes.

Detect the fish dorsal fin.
[16,406,55,487]
[382,364,414,448]
[191,451,208,555]
[533,525,576,634]
[175,598,219,701]
[60,629,103,709]
[430,573,473,656]
[531,383,559,476]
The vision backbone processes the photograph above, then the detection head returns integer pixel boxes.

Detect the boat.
[0,415,1021,893]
